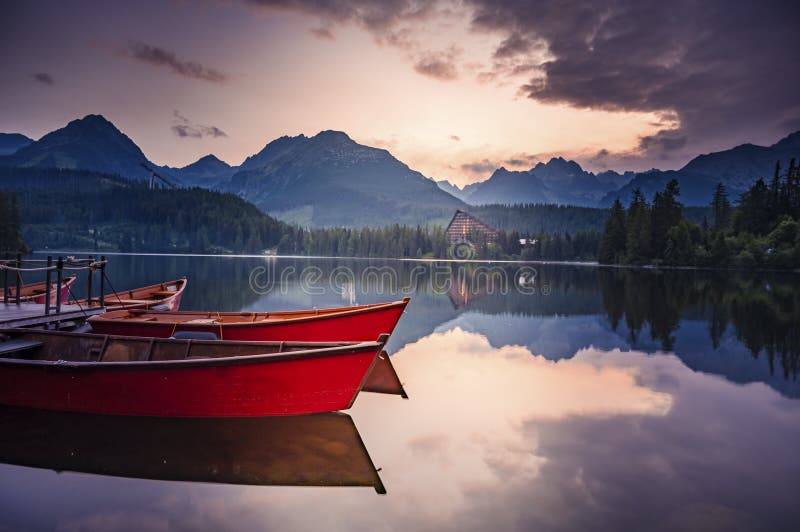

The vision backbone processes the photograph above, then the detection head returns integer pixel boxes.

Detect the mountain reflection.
[48,255,799,396]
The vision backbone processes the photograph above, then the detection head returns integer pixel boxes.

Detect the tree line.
[0,190,26,253]
[599,159,800,268]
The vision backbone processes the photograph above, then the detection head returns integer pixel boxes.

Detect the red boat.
[73,277,186,311]
[87,297,411,342]
[0,328,387,417]
[1,275,76,305]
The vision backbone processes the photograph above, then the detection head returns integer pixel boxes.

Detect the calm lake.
[1,254,799,532]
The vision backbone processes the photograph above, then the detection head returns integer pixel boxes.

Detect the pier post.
[55,257,63,314]
[2,255,8,304]
[99,255,105,307]
[86,255,94,306]
[15,253,21,305]
[44,256,52,315]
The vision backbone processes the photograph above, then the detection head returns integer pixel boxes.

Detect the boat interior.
[96,299,401,325]
[83,278,185,307]
[0,329,356,363]
[1,275,76,298]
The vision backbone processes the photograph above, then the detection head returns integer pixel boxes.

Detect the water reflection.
[50,255,799,395]
[4,328,794,531]
[0,406,385,493]
[3,254,797,531]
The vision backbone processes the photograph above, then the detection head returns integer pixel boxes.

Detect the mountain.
[600,131,800,206]
[169,154,237,188]
[463,167,550,205]
[0,133,33,156]
[460,158,621,207]
[0,115,153,180]
[596,169,636,189]
[221,130,466,227]
[436,179,472,202]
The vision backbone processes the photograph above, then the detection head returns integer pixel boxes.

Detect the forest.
[0,190,27,253]
[2,167,600,261]
[598,159,800,268]
[5,161,799,268]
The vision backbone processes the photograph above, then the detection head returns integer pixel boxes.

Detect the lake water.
[1,255,799,532]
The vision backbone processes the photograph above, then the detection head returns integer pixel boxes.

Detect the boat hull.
[0,347,380,417]
[2,276,76,305]
[89,299,408,342]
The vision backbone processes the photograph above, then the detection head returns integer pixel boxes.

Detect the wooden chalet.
[444,210,499,244]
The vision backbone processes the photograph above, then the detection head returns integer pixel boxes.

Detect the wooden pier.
[0,303,104,329]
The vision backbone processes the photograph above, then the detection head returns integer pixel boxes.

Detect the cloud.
[30,72,54,85]
[171,110,228,139]
[244,0,435,33]
[503,152,539,168]
[126,42,227,83]
[460,159,497,176]
[450,134,461,141]
[466,0,800,165]
[493,32,531,59]
[413,48,460,81]
[309,26,334,39]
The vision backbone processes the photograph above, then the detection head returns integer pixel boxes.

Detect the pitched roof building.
[445,210,499,243]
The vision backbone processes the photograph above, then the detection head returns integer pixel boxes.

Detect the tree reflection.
[597,268,800,381]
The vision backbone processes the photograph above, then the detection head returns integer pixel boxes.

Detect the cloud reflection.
[3,328,799,532]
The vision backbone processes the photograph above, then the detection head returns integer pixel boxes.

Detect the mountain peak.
[0,133,33,156]
[312,130,353,143]
[3,113,151,179]
[196,154,225,164]
[774,129,800,150]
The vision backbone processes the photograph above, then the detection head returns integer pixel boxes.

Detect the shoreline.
[29,250,800,273]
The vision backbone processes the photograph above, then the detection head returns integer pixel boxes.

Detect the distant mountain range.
[163,154,237,188]
[0,133,33,156]
[440,133,800,208]
[1,114,798,226]
[219,130,464,227]
[0,115,463,227]
[598,131,800,206]
[439,158,634,207]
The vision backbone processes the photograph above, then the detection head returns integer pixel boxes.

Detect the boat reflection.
[0,406,386,494]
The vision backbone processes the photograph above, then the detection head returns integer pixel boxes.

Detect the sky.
[1,0,798,187]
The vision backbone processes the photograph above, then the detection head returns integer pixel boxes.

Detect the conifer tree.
[599,199,627,264]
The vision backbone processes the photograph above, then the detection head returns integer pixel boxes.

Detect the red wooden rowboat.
[0,275,76,305]
[73,277,186,311]
[0,328,387,417]
[87,297,411,342]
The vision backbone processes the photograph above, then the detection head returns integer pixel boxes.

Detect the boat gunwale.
[0,329,386,371]
[0,275,77,299]
[80,277,187,309]
[89,297,411,329]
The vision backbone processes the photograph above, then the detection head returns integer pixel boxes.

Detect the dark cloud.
[171,110,228,139]
[504,153,539,168]
[414,49,459,80]
[309,26,334,39]
[493,32,531,59]
[466,0,800,165]
[638,130,688,158]
[244,0,435,33]
[461,159,496,176]
[30,72,54,85]
[126,42,227,83]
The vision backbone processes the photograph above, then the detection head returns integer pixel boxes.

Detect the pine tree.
[625,189,651,263]
[711,182,731,232]
[599,199,627,264]
[651,179,683,259]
